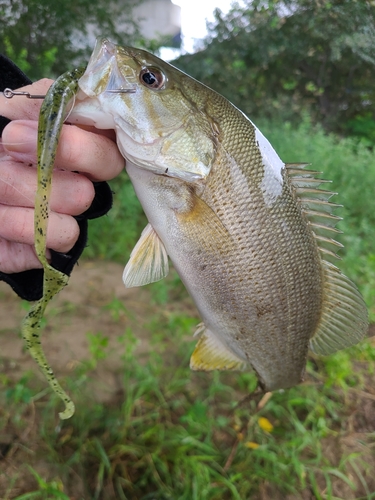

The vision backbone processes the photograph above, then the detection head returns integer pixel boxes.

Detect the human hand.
[0,78,124,273]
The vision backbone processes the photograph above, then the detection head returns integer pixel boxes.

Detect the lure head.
[72,38,218,182]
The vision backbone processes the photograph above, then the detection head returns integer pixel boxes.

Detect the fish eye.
[140,67,165,89]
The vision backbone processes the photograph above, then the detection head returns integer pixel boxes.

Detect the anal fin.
[123,223,169,288]
[309,261,368,355]
[190,325,248,371]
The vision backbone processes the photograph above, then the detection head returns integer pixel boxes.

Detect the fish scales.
[24,38,367,416]
[123,114,322,389]
[181,95,323,389]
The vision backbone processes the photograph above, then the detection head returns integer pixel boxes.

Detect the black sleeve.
[0,54,113,301]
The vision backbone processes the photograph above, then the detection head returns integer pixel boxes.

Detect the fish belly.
[126,161,323,391]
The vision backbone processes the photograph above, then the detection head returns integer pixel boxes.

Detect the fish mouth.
[78,37,138,97]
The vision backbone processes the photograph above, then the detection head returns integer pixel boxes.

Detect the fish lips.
[79,38,138,97]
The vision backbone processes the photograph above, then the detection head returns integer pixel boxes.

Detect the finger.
[0,239,44,273]
[0,205,80,254]
[0,79,53,121]
[0,160,95,215]
[58,123,125,180]
[2,120,125,181]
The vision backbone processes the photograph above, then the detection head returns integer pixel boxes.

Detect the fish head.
[71,38,218,182]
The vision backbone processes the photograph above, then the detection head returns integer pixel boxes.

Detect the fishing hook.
[3,87,137,100]
[104,88,137,94]
[3,88,46,99]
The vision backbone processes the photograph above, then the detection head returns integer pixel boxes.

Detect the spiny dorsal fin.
[309,261,368,355]
[123,223,169,288]
[303,209,342,228]
[285,162,311,171]
[190,325,248,371]
[294,186,336,201]
[290,177,331,189]
[286,163,343,260]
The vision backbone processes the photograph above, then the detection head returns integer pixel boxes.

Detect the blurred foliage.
[84,171,146,262]
[174,0,375,143]
[0,0,143,80]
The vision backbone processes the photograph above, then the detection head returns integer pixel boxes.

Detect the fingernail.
[2,121,37,154]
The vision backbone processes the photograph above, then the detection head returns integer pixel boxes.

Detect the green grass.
[1,118,375,498]
[2,303,375,499]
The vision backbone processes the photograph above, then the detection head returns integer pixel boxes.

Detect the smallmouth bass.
[23,38,368,417]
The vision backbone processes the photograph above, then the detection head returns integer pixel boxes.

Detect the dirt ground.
[0,260,375,499]
[0,260,195,395]
[0,260,186,498]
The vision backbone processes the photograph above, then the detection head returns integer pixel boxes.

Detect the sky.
[158,0,237,60]
[172,0,237,53]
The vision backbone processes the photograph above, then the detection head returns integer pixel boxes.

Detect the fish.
[23,38,368,418]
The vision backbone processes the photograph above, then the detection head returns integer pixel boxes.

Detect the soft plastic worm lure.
[20,68,84,419]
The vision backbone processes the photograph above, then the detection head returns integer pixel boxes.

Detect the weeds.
[2,304,375,498]
[1,120,375,498]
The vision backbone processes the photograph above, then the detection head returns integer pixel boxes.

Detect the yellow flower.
[237,432,244,441]
[245,441,260,449]
[258,417,274,433]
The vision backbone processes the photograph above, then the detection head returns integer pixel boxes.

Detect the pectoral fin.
[176,191,232,253]
[190,325,247,371]
[123,223,169,288]
[309,260,368,355]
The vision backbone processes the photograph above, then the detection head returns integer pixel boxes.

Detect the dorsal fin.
[286,163,343,260]
[287,164,368,350]
[309,261,368,355]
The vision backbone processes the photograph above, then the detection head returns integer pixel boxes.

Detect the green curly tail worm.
[21,67,85,419]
